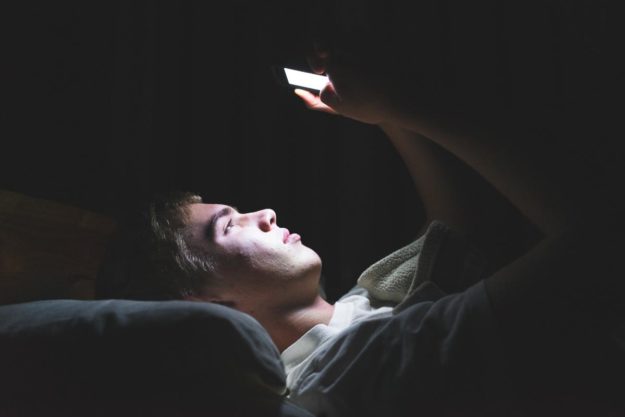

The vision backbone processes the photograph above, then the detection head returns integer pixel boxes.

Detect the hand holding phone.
[285,63,392,126]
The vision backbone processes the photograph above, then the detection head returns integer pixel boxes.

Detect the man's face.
[185,203,322,309]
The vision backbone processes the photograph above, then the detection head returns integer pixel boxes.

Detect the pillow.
[0,299,310,417]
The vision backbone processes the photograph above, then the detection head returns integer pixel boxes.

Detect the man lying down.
[96,58,625,416]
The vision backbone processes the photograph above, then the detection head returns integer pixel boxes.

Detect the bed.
[2,189,623,417]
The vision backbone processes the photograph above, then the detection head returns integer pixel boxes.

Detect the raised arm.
[295,89,536,275]
[297,53,623,330]
[383,103,582,238]
[295,88,470,232]
[304,59,590,238]
[380,123,539,268]
[377,123,473,234]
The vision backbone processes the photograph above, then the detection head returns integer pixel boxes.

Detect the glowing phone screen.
[284,68,329,91]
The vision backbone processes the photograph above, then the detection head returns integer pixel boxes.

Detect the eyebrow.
[205,206,237,241]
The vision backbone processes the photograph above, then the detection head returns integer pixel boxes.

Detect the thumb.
[319,82,341,109]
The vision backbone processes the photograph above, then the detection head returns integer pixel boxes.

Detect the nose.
[256,209,277,232]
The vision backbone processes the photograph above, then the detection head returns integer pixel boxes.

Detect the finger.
[306,54,328,75]
[319,82,341,109]
[294,89,337,114]
[306,42,330,74]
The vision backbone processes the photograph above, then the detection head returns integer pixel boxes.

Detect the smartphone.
[272,67,329,92]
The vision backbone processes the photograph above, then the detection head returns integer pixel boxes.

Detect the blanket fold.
[357,221,489,309]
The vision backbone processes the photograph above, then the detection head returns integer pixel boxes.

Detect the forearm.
[379,123,538,268]
[384,103,582,237]
[299,53,592,237]
[378,123,467,232]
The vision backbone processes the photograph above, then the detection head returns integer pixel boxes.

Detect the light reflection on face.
[185,203,322,310]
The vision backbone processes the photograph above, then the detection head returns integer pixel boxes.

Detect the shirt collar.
[281,301,352,373]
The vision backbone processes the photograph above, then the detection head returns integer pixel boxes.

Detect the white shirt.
[281,287,393,394]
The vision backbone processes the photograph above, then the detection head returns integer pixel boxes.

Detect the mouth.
[283,228,301,244]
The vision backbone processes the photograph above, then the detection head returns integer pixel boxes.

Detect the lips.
[282,228,301,244]
[287,233,301,243]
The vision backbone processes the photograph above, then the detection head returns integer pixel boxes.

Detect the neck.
[257,295,335,352]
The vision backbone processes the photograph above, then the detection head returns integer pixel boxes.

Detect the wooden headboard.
[0,190,117,305]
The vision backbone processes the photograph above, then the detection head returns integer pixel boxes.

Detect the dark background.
[1,1,622,301]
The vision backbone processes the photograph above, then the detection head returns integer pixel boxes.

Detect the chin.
[303,247,322,269]
[289,248,321,278]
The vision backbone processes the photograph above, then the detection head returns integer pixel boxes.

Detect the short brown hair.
[96,192,215,300]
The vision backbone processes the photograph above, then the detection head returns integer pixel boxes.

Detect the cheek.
[217,238,279,273]
[244,241,287,271]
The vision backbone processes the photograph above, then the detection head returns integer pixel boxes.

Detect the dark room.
[1,1,624,416]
